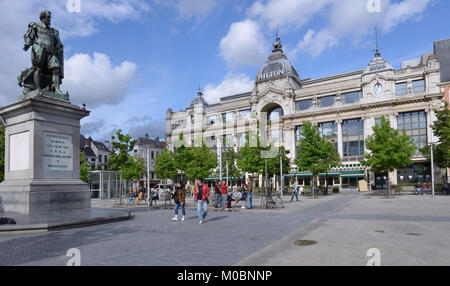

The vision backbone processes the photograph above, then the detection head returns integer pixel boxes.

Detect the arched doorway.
[260,103,284,143]
[261,103,284,122]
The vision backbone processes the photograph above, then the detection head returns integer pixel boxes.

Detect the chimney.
[86,137,92,148]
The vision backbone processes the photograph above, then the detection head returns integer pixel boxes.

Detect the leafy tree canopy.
[362,116,416,174]
[295,121,341,176]
[421,101,450,169]
[154,148,178,181]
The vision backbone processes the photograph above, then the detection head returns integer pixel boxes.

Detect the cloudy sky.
[0,0,448,141]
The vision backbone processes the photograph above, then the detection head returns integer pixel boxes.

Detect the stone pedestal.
[0,95,90,214]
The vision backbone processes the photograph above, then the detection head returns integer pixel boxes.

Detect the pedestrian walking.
[246,177,253,209]
[172,182,186,222]
[220,180,228,210]
[290,179,299,202]
[194,178,210,224]
[127,186,137,206]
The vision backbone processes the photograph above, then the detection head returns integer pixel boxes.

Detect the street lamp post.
[431,143,435,198]
[147,149,150,206]
[219,140,222,182]
[226,160,229,186]
[280,155,283,196]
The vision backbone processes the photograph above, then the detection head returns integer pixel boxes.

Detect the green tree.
[183,138,218,181]
[295,121,341,197]
[237,131,265,178]
[108,129,140,202]
[266,145,290,177]
[362,116,416,197]
[122,156,145,181]
[173,133,193,180]
[222,148,241,178]
[108,129,136,177]
[0,124,4,183]
[80,151,89,182]
[154,148,178,183]
[421,101,450,172]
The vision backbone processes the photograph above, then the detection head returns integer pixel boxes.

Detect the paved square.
[0,193,449,266]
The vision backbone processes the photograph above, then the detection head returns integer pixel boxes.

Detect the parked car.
[151,184,172,198]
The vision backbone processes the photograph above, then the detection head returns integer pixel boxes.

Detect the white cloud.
[219,19,268,68]
[289,0,432,57]
[248,0,332,30]
[204,72,253,104]
[0,0,148,106]
[62,53,137,107]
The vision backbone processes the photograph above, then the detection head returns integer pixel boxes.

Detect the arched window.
[266,105,284,121]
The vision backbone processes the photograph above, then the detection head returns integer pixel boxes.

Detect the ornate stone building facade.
[166,37,446,189]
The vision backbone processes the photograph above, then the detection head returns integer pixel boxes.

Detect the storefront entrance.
[375,173,387,189]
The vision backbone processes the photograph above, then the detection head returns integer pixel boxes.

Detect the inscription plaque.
[43,132,73,171]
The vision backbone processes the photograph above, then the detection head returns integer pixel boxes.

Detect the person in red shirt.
[194,178,210,224]
[220,180,228,210]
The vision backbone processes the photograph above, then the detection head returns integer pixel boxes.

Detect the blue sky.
[0,0,448,142]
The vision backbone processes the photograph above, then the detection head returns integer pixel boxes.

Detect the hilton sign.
[257,69,285,81]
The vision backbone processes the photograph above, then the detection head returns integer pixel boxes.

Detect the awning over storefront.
[285,172,313,177]
[205,176,244,181]
[285,170,365,178]
[340,170,365,178]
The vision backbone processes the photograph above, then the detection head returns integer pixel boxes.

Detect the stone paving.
[236,194,450,266]
[1,192,448,266]
[0,193,354,266]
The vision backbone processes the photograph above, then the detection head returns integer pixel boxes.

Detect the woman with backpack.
[172,181,186,222]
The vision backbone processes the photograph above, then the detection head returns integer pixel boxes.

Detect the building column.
[337,119,343,158]
[285,126,296,162]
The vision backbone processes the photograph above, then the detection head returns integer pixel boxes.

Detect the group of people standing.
[170,177,254,224]
[213,177,253,210]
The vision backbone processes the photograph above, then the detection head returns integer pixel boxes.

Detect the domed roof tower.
[255,35,301,85]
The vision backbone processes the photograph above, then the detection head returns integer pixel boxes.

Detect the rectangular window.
[398,111,427,156]
[342,118,364,158]
[206,115,216,125]
[342,91,362,104]
[223,112,235,123]
[238,132,248,147]
[318,122,337,140]
[295,125,303,147]
[151,151,154,159]
[318,96,335,108]
[271,129,281,143]
[295,99,313,111]
[396,82,408,96]
[223,134,234,148]
[412,79,425,93]
[238,109,251,121]
[98,155,102,163]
